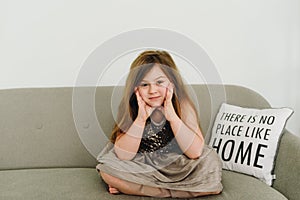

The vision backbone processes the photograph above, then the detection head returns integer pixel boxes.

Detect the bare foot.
[108,185,121,194]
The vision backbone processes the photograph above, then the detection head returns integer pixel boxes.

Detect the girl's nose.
[148,84,158,93]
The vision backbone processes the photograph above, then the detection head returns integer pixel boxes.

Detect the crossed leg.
[99,171,221,198]
[99,171,171,197]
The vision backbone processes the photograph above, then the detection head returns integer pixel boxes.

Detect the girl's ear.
[134,87,139,96]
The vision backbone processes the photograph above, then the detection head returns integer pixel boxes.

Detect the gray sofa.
[0,84,299,200]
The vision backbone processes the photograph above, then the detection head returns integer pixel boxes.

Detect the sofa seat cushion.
[0,168,286,200]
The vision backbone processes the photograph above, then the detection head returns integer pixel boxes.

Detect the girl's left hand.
[160,83,179,122]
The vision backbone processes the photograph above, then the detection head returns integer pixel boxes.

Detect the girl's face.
[137,65,171,108]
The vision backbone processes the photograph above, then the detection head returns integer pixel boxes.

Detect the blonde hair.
[110,50,198,143]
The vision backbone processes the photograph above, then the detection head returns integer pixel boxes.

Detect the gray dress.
[96,118,223,198]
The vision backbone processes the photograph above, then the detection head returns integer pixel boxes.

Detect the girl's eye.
[156,80,164,85]
[157,80,168,87]
[140,83,149,87]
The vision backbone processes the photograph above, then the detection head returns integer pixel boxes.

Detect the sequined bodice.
[138,118,181,154]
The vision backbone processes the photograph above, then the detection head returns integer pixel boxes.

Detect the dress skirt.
[96,143,223,198]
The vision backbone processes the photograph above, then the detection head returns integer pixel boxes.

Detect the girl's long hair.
[110,50,199,143]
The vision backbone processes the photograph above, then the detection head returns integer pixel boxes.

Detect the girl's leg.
[99,171,221,198]
[99,171,171,197]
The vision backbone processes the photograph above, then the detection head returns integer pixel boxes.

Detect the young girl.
[96,50,223,198]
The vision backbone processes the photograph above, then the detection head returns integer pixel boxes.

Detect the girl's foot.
[108,185,121,194]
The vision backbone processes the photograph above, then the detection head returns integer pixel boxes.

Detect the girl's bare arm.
[169,102,204,159]
[113,119,145,160]
[114,89,152,160]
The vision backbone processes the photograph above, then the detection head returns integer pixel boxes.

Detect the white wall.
[1,0,299,136]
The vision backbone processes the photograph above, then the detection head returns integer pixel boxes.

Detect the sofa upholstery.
[0,84,299,200]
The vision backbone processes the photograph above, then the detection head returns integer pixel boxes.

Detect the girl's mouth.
[149,96,161,100]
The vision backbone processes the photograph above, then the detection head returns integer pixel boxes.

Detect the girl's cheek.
[139,91,146,99]
[136,89,143,97]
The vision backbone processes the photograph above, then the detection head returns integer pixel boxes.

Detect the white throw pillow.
[208,103,293,186]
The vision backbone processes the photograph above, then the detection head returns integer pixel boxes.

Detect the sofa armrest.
[273,130,300,200]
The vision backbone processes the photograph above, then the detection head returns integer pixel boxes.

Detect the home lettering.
[212,138,267,169]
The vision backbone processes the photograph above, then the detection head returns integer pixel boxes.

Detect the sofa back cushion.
[0,84,270,170]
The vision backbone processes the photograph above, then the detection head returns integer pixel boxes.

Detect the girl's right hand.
[135,87,153,123]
